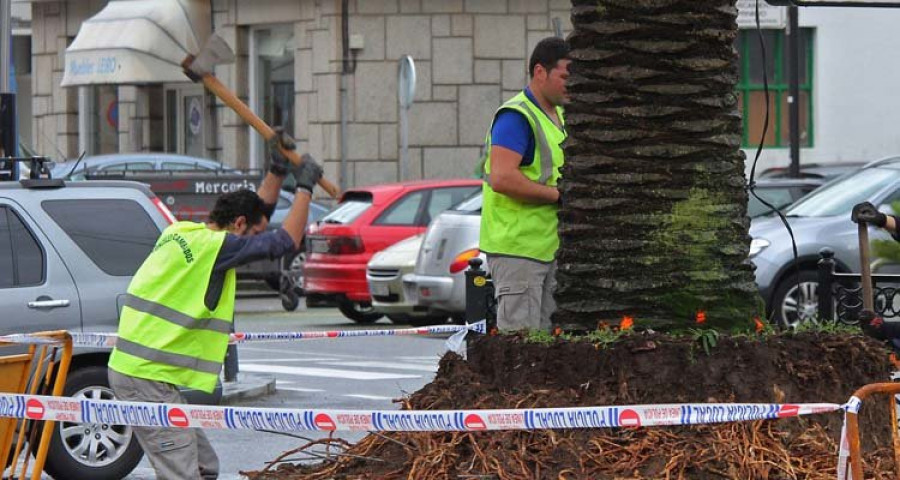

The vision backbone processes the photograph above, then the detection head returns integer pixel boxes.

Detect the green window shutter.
[737,28,814,149]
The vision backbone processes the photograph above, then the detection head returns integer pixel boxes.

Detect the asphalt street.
[122,296,455,479]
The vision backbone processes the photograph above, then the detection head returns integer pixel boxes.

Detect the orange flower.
[754,317,765,333]
[695,311,707,324]
[552,326,563,337]
[620,316,634,330]
[489,327,498,336]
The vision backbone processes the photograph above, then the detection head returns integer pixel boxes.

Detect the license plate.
[310,239,329,254]
[370,284,390,297]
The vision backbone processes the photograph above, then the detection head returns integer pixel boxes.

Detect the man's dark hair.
[208,189,266,228]
[529,37,570,78]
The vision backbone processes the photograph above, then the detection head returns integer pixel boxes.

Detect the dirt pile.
[245,331,898,479]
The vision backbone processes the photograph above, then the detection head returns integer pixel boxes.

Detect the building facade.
[25,1,900,188]
[734,3,900,174]
[29,0,573,191]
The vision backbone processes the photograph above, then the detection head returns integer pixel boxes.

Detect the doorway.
[249,25,295,170]
[165,85,207,158]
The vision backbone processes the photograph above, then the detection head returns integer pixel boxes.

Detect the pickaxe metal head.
[182,33,235,80]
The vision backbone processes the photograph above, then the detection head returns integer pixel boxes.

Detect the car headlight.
[749,238,770,258]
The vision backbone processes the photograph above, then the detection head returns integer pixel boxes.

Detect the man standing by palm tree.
[480,37,570,331]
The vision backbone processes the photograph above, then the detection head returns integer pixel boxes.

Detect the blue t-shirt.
[490,88,564,167]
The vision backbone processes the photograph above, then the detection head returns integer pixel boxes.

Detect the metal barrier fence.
[0,331,72,480]
[840,382,900,479]
[817,248,900,324]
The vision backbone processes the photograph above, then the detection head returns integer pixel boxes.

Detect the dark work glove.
[851,201,887,227]
[267,128,296,177]
[293,154,323,196]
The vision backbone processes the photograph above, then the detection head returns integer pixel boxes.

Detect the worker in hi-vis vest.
[480,37,570,331]
[108,132,321,479]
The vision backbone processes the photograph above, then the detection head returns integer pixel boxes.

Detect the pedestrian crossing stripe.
[239,363,421,380]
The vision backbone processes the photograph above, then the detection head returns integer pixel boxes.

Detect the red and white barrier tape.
[0,321,487,349]
[836,396,863,480]
[0,392,839,433]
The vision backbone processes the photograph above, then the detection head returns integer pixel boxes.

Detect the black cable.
[746,0,803,326]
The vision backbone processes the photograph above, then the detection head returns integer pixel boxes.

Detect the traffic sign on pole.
[398,56,416,181]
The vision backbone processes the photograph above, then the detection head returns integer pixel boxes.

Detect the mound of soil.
[246,332,897,479]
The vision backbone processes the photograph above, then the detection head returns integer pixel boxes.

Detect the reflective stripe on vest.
[114,338,222,375]
[511,100,555,185]
[122,294,232,334]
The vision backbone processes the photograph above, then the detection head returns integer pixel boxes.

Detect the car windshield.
[747,188,795,218]
[450,192,482,212]
[786,167,899,217]
[321,199,371,224]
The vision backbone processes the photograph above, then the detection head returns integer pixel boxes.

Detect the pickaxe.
[182,35,341,199]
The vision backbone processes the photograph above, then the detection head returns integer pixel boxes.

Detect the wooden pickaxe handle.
[858,223,874,312]
[198,72,341,199]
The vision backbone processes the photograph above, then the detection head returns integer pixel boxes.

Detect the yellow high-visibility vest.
[480,91,566,262]
[109,222,235,393]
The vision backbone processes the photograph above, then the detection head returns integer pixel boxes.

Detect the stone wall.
[31,1,79,159]
[213,0,571,185]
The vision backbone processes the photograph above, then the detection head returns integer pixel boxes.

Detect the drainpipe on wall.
[339,0,350,191]
[78,87,91,155]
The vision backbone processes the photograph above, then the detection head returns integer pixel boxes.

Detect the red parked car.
[303,179,481,322]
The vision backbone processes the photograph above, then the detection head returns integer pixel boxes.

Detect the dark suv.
[0,177,209,479]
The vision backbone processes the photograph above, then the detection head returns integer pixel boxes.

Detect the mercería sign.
[192,179,258,194]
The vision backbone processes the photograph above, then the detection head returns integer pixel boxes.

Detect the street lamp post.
[787,6,800,177]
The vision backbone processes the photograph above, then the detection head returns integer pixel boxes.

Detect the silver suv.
[750,156,900,327]
[0,178,190,479]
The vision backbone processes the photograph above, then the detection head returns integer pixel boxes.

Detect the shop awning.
[61,0,210,86]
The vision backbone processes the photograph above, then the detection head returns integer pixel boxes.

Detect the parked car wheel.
[338,300,383,323]
[770,270,820,329]
[286,251,305,296]
[43,366,143,480]
[281,289,301,311]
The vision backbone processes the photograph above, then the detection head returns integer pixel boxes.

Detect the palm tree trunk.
[556,0,762,330]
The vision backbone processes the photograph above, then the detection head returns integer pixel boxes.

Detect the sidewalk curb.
[221,373,276,404]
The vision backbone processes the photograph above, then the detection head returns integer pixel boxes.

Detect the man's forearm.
[887,215,898,233]
[257,172,285,205]
[282,191,311,249]
[491,172,559,204]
